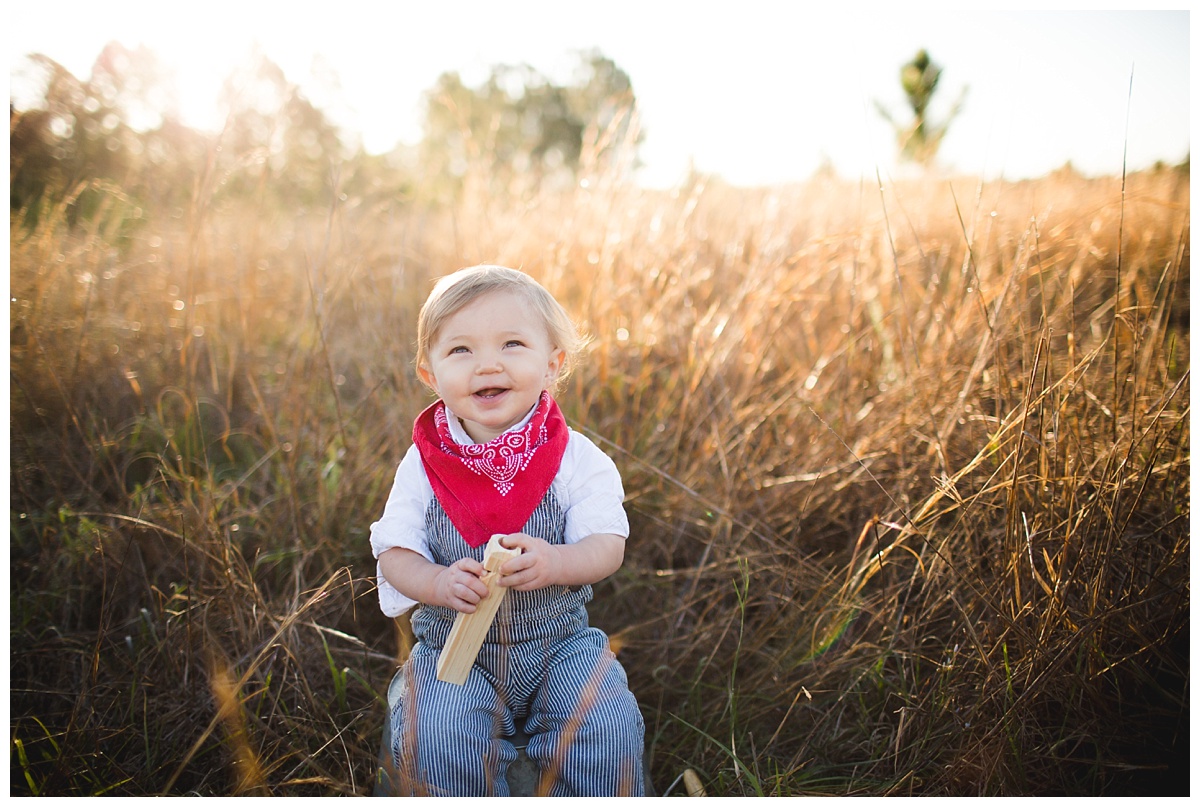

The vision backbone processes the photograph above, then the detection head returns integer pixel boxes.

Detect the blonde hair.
[415,265,585,391]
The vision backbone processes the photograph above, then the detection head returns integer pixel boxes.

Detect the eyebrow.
[438,328,531,344]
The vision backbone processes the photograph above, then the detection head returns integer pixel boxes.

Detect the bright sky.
[7,2,1192,187]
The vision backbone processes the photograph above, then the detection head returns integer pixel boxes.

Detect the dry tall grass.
[10,159,1189,795]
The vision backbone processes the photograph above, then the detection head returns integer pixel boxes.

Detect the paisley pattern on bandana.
[434,404,546,496]
[412,392,569,548]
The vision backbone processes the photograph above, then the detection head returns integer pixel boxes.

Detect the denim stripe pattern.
[391,490,646,796]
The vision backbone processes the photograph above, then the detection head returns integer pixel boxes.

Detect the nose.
[475,352,502,374]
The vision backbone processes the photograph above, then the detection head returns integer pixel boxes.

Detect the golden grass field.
[9,158,1189,795]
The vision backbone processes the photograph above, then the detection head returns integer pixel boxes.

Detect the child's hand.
[496,533,562,591]
[432,557,489,613]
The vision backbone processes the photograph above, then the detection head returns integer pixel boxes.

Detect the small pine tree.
[875,49,967,166]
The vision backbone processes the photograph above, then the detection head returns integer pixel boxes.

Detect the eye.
[504,339,525,349]
[448,345,469,355]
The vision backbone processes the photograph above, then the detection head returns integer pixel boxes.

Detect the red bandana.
[412,392,570,548]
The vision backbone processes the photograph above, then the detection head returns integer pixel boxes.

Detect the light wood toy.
[436,534,522,685]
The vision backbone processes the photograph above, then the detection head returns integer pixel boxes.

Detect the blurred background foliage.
[11,43,641,223]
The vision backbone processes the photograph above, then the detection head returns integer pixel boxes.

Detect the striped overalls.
[388,488,646,797]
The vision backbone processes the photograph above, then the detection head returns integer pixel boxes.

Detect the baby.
[369,265,645,796]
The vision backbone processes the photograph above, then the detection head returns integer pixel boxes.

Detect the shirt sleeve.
[368,444,433,616]
[557,430,630,544]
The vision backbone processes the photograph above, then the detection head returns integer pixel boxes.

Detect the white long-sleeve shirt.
[369,412,629,616]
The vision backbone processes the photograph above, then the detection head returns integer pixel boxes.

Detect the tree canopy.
[10,44,642,226]
[418,49,641,197]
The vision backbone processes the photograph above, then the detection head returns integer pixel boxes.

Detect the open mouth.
[473,387,509,399]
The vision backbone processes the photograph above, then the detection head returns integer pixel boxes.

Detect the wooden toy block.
[436,534,521,685]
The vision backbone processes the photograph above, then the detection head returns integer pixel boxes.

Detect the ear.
[417,364,438,392]
[544,348,566,385]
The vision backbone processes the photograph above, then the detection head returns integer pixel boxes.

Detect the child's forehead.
[447,287,531,317]
[432,288,546,335]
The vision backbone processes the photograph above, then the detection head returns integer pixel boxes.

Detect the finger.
[456,558,486,577]
[459,576,488,600]
[508,574,540,592]
[499,554,532,576]
[499,533,532,552]
[506,564,546,589]
[497,559,529,582]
